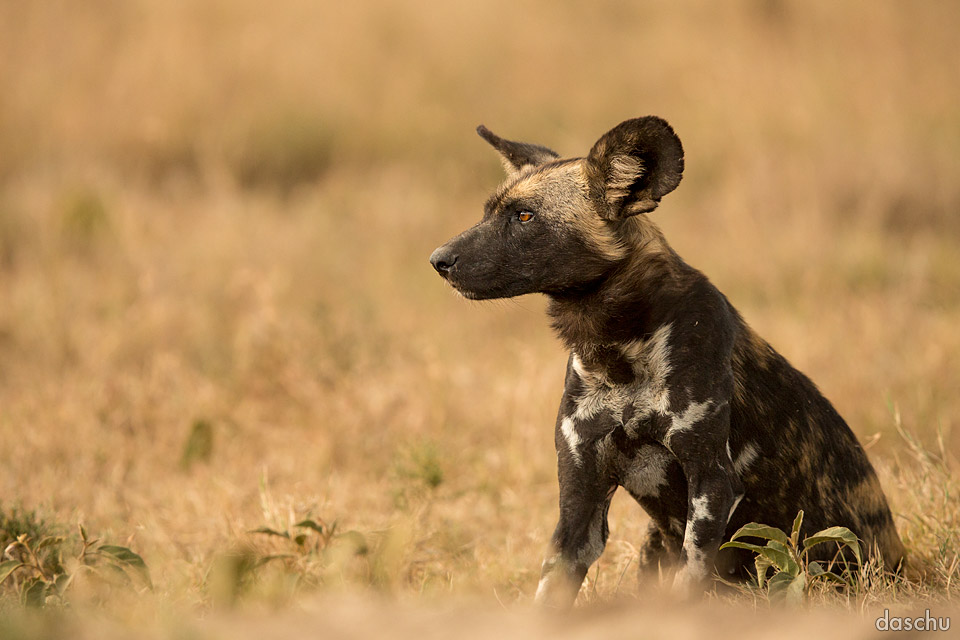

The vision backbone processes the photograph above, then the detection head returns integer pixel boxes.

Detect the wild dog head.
[429,117,684,299]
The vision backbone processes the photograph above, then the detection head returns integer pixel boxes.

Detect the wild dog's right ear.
[585,116,684,219]
[477,125,560,176]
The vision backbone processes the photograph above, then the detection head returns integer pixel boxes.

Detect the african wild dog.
[429,117,905,607]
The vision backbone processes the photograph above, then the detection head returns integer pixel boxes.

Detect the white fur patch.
[571,353,587,378]
[679,543,708,581]
[679,496,712,585]
[570,325,674,424]
[573,383,626,421]
[618,323,674,427]
[727,494,743,524]
[689,494,711,526]
[733,442,759,475]
[560,417,582,466]
[534,573,552,602]
[621,324,673,381]
[534,555,560,603]
[664,400,713,447]
[680,493,716,574]
[569,352,629,421]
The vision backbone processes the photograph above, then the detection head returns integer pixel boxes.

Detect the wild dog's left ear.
[477,125,560,176]
[585,116,684,219]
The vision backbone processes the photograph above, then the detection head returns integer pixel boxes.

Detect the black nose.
[429,246,458,275]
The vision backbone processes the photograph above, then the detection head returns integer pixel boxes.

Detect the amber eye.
[516,211,535,223]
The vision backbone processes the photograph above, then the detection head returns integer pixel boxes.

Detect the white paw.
[671,566,705,598]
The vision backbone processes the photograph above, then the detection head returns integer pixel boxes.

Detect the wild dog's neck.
[546,218,691,356]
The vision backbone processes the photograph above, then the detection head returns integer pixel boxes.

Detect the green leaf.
[101,561,133,586]
[785,572,806,605]
[790,511,804,546]
[20,578,46,608]
[767,571,806,604]
[51,572,72,597]
[78,523,96,546]
[760,541,799,576]
[0,560,23,585]
[755,554,774,588]
[294,519,324,534]
[99,545,152,589]
[37,536,65,550]
[728,523,790,546]
[249,527,290,539]
[767,571,792,597]
[803,527,862,564]
[807,561,848,584]
[719,541,766,554]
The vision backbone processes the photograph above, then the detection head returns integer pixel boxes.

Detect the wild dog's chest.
[563,324,675,440]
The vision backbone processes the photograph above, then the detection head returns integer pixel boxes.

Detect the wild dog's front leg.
[535,392,617,608]
[664,399,743,593]
[535,452,615,609]
[535,360,617,608]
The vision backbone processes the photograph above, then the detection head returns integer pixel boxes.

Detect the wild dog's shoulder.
[626,271,740,388]
[656,275,738,350]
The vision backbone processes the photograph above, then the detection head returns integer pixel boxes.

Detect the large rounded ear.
[584,116,684,219]
[477,125,560,176]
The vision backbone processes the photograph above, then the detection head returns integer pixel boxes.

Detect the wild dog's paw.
[534,556,583,609]
[670,566,709,600]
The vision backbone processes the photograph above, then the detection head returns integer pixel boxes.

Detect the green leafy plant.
[205,515,364,606]
[0,523,150,607]
[720,510,862,605]
[210,472,357,604]
[250,517,340,555]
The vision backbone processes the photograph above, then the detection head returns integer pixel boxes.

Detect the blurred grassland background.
[0,0,959,637]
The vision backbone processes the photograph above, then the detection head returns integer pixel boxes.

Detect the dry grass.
[0,0,958,637]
